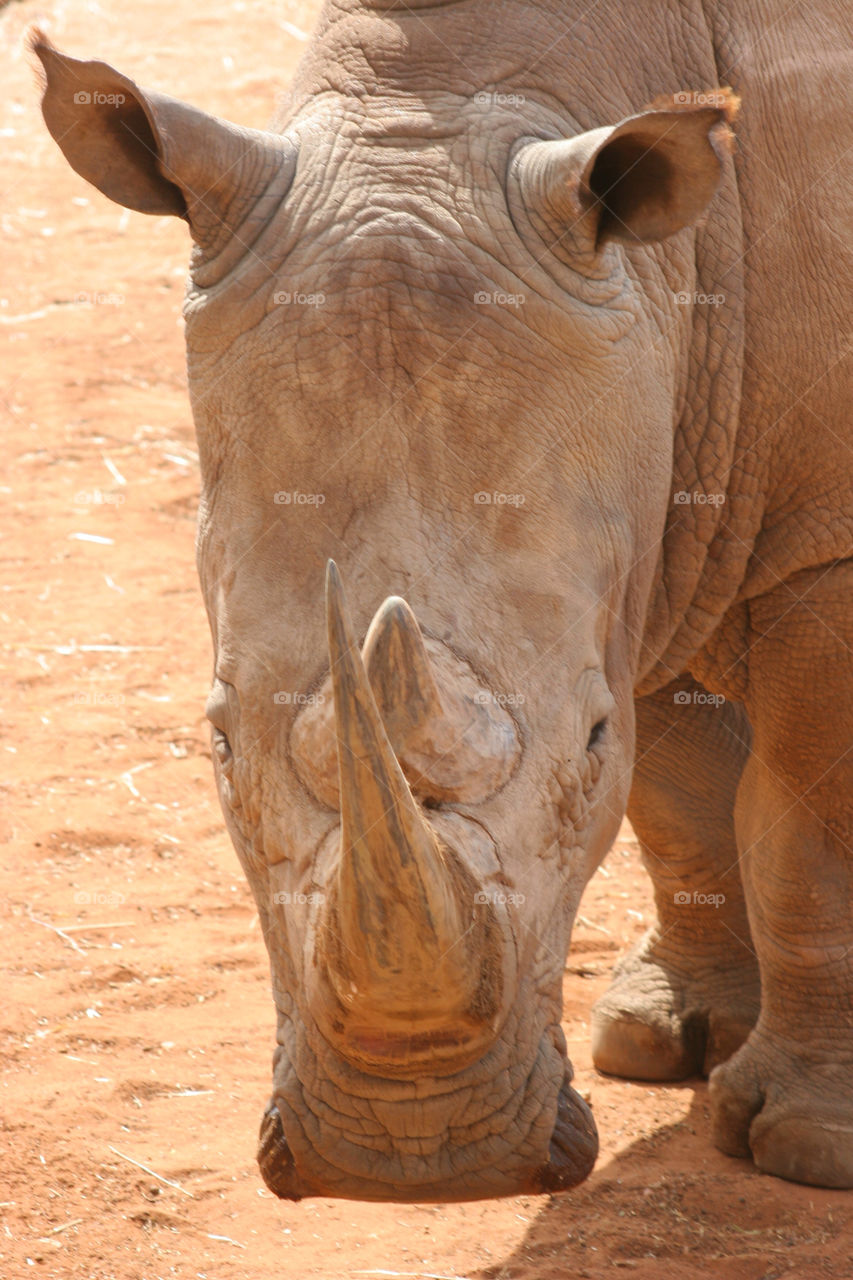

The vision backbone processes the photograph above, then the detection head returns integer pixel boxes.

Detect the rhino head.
[36,24,734,1201]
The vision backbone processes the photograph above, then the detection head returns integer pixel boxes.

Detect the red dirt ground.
[2,3,851,1277]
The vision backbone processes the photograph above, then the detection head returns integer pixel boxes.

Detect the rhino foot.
[710,1033,853,1188]
[590,928,760,1081]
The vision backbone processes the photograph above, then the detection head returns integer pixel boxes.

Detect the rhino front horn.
[308,562,514,1077]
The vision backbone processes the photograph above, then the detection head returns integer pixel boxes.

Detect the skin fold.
[35,0,853,1198]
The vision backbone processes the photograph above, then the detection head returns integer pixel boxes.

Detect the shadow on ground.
[475,1082,851,1280]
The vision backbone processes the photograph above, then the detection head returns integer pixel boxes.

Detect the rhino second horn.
[362,596,521,803]
[311,562,508,1076]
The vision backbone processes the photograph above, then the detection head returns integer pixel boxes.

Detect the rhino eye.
[210,726,240,810]
[205,678,232,732]
[213,728,233,773]
[586,719,607,751]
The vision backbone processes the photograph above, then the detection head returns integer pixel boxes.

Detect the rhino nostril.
[534,1078,599,1192]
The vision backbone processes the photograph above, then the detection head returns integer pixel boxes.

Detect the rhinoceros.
[35,0,853,1201]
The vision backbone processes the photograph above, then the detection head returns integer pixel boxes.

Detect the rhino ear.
[32,32,294,243]
[512,92,738,254]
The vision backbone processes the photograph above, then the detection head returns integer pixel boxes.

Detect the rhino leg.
[709,565,853,1188]
[591,676,760,1079]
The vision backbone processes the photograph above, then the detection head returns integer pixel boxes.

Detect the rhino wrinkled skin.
[36,0,853,1200]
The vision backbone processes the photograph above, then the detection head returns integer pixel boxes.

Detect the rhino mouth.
[256,1067,598,1202]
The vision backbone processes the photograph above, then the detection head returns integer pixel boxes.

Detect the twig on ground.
[27,913,86,956]
[108,1147,195,1198]
[207,1233,246,1248]
[44,1219,84,1235]
[576,914,612,935]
